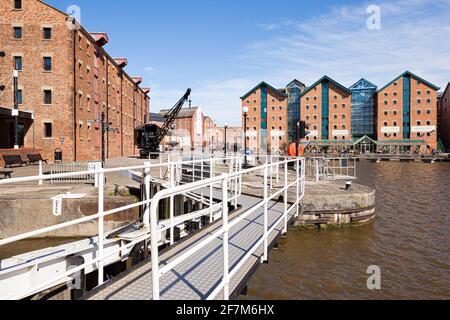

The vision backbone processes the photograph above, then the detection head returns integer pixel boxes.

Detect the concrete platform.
[239,173,375,228]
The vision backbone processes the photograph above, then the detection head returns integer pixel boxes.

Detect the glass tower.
[287,80,304,143]
[349,79,377,138]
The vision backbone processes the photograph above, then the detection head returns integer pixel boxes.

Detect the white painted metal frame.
[0,155,241,300]
[148,157,305,300]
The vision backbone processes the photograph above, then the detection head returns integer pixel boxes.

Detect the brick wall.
[0,0,150,163]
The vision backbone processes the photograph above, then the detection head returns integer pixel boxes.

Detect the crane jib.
[136,89,191,159]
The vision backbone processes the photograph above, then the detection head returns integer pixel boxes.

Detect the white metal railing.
[305,157,356,181]
[0,154,304,300]
[0,155,241,300]
[51,161,104,186]
[148,157,305,300]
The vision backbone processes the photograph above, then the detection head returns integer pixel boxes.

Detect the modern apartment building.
[241,71,441,154]
[376,71,439,153]
[241,81,305,154]
[300,76,352,142]
[438,83,450,151]
[0,0,150,164]
[349,79,377,139]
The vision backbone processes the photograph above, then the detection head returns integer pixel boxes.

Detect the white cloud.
[243,0,450,89]
[148,0,450,126]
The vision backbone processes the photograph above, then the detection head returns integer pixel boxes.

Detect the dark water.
[0,238,81,260]
[243,161,450,300]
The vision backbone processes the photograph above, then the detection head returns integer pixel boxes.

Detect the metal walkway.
[87,194,292,300]
[0,155,305,300]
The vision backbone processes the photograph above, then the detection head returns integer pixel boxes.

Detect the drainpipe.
[133,84,136,151]
[105,49,109,160]
[120,71,123,157]
[73,30,77,162]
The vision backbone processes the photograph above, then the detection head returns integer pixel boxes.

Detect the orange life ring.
[288,143,304,157]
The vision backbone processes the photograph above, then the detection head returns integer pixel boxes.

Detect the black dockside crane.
[135,88,191,159]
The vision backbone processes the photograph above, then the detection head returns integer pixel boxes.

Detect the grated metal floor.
[87,194,295,300]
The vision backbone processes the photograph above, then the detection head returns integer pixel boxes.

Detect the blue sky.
[47,0,450,125]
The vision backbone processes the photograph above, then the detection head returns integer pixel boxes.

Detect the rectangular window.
[44,123,52,138]
[14,56,22,70]
[13,26,22,39]
[43,57,52,71]
[14,0,22,10]
[43,27,52,40]
[17,89,22,104]
[43,90,52,104]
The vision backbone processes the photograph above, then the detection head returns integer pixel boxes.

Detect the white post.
[315,159,320,182]
[276,156,280,183]
[234,158,238,209]
[38,160,43,186]
[222,178,230,300]
[192,159,195,183]
[97,169,105,286]
[284,161,288,235]
[229,158,234,208]
[270,155,273,190]
[167,154,171,182]
[151,202,160,300]
[144,162,151,229]
[263,164,268,262]
[209,158,214,222]
[159,156,163,180]
[296,159,300,218]
[169,163,175,245]
[200,160,204,200]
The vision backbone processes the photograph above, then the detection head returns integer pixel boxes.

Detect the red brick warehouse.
[0,0,151,164]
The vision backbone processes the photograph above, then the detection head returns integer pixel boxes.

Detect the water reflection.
[242,161,450,300]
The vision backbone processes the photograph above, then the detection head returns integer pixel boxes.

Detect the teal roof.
[286,79,306,88]
[300,75,351,97]
[377,71,440,93]
[349,78,378,91]
[240,81,287,100]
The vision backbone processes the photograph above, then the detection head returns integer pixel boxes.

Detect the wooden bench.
[27,153,49,165]
[2,155,29,168]
[0,170,13,179]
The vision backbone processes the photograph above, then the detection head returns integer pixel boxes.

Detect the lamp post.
[242,106,249,168]
[100,112,119,165]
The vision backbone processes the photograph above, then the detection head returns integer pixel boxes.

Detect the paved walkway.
[87,194,293,300]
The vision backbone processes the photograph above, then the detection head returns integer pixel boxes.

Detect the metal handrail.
[0,154,305,300]
[0,155,241,299]
[148,157,305,300]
